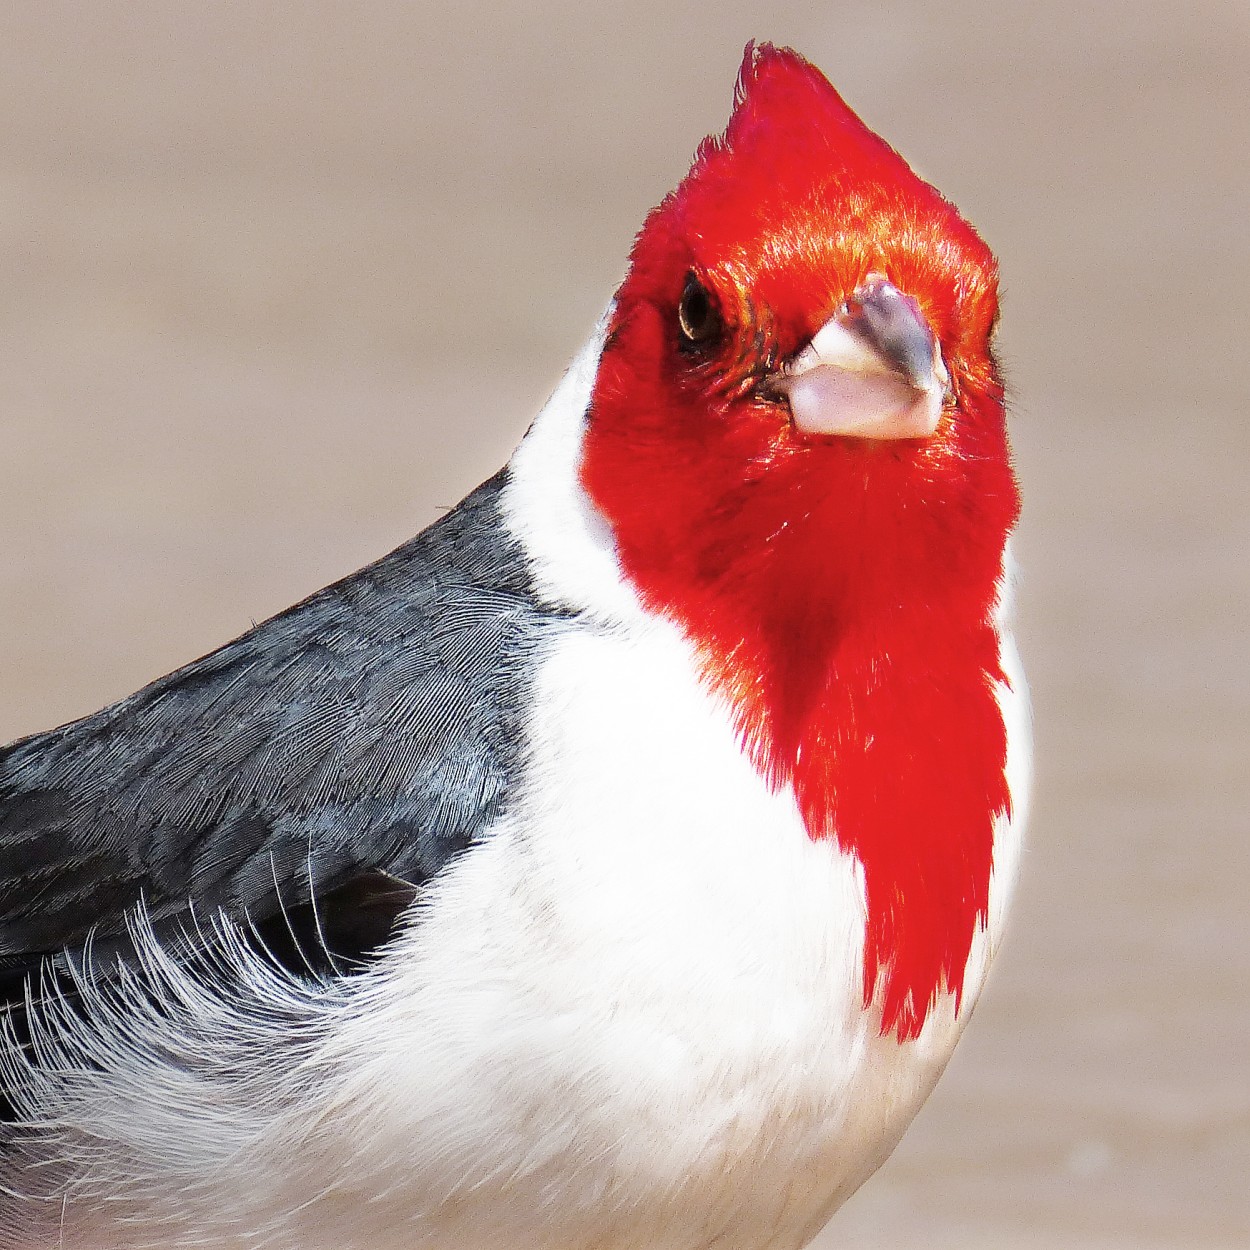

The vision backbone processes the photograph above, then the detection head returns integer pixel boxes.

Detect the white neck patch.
[501,315,649,624]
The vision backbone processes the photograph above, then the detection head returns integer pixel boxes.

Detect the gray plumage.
[0,469,567,1022]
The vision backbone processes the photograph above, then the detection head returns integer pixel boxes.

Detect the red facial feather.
[581,44,1020,1040]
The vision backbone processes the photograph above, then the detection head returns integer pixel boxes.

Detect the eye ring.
[677,272,723,349]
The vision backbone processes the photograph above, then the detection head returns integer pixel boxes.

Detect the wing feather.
[0,470,563,993]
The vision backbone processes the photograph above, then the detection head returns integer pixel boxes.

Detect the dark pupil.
[678,274,719,346]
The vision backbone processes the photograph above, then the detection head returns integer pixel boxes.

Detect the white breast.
[294,328,1031,1250]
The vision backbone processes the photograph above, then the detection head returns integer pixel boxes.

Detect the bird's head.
[582,43,1017,638]
[580,45,1021,1040]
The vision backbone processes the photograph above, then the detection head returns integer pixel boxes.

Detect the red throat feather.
[580,44,1020,1041]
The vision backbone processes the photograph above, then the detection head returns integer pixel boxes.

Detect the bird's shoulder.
[0,469,569,992]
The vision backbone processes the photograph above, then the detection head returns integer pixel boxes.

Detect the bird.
[0,42,1028,1250]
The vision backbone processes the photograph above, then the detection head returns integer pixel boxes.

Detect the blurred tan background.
[0,3,1246,1246]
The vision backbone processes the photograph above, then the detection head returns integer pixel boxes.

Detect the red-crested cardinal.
[0,43,1028,1250]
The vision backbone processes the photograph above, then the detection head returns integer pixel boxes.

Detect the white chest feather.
[291,333,1031,1250]
[313,610,1026,1250]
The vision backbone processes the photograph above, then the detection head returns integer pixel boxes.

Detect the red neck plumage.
[582,351,1018,1041]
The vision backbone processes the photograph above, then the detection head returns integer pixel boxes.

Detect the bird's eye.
[677,272,722,349]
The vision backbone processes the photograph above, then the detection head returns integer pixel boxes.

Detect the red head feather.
[581,44,1019,1040]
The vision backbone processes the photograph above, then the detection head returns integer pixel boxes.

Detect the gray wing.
[0,469,565,998]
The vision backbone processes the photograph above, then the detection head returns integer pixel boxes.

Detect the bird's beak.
[770,277,950,440]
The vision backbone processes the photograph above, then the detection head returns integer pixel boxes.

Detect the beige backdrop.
[0,4,1246,1247]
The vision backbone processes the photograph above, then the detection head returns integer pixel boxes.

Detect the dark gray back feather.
[0,469,567,995]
